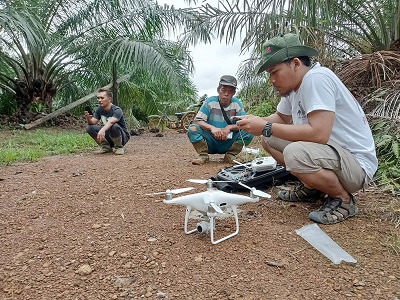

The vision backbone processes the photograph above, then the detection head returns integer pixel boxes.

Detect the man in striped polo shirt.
[187,75,253,165]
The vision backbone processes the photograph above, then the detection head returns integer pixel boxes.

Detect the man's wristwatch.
[262,122,273,137]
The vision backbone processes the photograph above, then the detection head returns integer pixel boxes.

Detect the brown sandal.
[278,183,322,202]
[308,194,358,224]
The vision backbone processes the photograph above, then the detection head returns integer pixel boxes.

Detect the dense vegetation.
[0,0,202,125]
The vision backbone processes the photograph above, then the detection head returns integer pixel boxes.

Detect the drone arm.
[184,206,197,234]
[210,202,224,214]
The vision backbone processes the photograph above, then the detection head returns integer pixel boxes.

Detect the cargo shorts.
[263,136,366,193]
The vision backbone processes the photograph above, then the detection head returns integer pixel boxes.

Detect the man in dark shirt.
[84,88,130,155]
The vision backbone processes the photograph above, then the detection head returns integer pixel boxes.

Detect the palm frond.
[370,88,400,120]
[0,0,201,118]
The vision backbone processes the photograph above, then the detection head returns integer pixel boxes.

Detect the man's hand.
[84,111,93,124]
[211,127,230,140]
[235,115,267,136]
[96,128,106,142]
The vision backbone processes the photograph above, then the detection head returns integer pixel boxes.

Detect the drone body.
[161,179,271,244]
[163,190,259,214]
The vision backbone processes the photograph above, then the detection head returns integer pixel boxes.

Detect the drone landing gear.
[184,205,240,244]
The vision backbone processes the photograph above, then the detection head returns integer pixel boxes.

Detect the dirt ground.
[0,129,399,300]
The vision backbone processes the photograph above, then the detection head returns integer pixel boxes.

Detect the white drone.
[154,179,271,244]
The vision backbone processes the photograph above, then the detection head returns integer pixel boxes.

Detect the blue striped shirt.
[195,96,246,128]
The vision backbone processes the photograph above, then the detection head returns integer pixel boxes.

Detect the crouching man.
[85,88,130,155]
[188,75,253,165]
[237,33,378,224]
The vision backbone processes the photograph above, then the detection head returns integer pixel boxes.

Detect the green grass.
[390,234,400,255]
[0,129,95,166]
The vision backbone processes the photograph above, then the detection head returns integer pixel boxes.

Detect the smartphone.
[85,106,93,115]
[231,116,243,121]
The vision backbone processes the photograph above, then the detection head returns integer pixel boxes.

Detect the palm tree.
[0,0,205,120]
[183,0,399,110]
[187,0,399,55]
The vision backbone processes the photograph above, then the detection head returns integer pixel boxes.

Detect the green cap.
[257,33,319,74]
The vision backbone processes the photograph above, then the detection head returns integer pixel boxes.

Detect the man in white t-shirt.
[237,33,378,225]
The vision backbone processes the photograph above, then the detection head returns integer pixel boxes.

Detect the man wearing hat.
[188,75,253,165]
[237,33,377,224]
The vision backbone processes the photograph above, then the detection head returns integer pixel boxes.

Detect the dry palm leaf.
[338,51,400,89]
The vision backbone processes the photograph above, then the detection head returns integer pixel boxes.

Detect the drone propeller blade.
[187,179,236,184]
[238,182,271,198]
[252,189,271,198]
[187,179,209,184]
[210,202,224,214]
[203,194,224,213]
[238,182,252,190]
[233,160,252,169]
[170,187,195,194]
[233,160,246,166]
[146,187,194,195]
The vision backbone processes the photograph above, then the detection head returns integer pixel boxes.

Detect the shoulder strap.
[219,101,232,125]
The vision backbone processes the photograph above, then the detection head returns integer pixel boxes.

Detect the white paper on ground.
[295,223,357,264]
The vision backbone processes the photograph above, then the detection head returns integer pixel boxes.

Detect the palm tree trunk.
[24,75,129,130]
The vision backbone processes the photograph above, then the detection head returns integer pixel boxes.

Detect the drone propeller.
[238,182,271,198]
[210,202,224,213]
[187,179,209,184]
[146,187,195,196]
[187,179,234,184]
[232,160,252,169]
[203,193,224,213]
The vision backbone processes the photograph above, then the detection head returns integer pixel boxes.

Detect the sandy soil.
[0,129,399,300]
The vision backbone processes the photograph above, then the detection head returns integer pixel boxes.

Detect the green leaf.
[392,141,399,158]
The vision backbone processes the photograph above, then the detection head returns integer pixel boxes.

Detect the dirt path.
[0,130,399,300]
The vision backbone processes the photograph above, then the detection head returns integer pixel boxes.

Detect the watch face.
[262,126,268,137]
[263,122,272,137]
